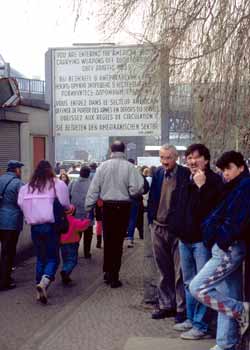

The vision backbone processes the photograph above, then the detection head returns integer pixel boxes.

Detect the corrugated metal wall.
[0,121,20,173]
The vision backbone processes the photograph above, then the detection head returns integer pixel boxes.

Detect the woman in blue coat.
[190,151,250,350]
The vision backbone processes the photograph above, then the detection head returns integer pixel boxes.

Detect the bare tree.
[72,0,250,158]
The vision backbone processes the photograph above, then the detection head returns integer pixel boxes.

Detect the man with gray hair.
[148,144,189,322]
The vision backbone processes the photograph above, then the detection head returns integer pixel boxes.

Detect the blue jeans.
[127,199,139,241]
[190,242,246,350]
[179,241,211,332]
[31,223,60,283]
[60,243,79,275]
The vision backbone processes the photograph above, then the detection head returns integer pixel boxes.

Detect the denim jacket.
[0,172,24,231]
[202,171,250,251]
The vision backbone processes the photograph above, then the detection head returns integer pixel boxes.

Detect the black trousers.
[136,199,144,239]
[83,226,93,257]
[0,230,19,287]
[102,201,131,280]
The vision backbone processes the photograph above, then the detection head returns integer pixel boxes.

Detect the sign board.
[51,45,161,137]
[137,156,161,167]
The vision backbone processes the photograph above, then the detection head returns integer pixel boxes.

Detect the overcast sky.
[0,0,123,79]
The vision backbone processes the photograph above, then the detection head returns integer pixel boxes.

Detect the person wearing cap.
[0,160,24,291]
[60,205,90,285]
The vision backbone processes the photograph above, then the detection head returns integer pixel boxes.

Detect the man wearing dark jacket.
[148,144,189,322]
[0,160,24,291]
[189,151,250,350]
[168,144,223,340]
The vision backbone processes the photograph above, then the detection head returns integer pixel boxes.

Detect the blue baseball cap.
[7,160,24,169]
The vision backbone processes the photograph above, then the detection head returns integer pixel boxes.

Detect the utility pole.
[160,47,170,145]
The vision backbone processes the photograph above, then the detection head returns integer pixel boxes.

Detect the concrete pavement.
[1,236,214,350]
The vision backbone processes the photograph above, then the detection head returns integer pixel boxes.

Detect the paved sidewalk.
[10,239,213,350]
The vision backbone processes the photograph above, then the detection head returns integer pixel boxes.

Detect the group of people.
[148,143,250,350]
[0,140,250,350]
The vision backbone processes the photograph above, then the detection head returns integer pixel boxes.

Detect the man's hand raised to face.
[193,169,206,188]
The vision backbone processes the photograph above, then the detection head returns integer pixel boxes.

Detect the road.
[0,237,214,350]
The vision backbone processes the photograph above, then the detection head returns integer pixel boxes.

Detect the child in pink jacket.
[60,205,90,285]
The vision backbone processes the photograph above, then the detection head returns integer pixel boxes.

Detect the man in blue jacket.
[190,151,250,350]
[148,144,189,322]
[0,160,24,291]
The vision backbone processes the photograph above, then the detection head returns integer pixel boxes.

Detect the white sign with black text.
[52,45,161,136]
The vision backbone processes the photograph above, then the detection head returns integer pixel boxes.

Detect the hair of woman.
[59,172,70,185]
[29,160,55,193]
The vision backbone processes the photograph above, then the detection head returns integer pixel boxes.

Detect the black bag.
[53,195,69,234]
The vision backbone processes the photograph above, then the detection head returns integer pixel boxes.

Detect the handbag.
[53,187,69,234]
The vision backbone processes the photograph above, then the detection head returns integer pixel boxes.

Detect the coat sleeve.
[85,169,102,211]
[17,185,25,208]
[127,167,144,198]
[55,179,70,209]
[204,186,250,251]
[147,172,157,224]
[73,218,90,231]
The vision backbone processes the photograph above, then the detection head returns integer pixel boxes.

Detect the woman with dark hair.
[18,160,70,304]
[59,172,70,186]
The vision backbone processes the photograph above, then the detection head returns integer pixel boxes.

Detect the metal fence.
[16,77,45,97]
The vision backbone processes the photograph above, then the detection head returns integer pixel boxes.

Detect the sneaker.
[239,302,250,336]
[209,346,222,350]
[36,275,51,304]
[127,240,134,248]
[173,319,192,331]
[152,308,176,319]
[180,327,212,340]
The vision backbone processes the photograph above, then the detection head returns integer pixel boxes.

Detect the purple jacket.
[18,179,70,225]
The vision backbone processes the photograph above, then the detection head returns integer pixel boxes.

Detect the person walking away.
[127,160,149,247]
[54,162,61,175]
[168,144,223,339]
[189,151,250,350]
[148,144,189,322]
[60,205,90,284]
[18,160,70,304]
[89,162,97,181]
[69,165,94,258]
[0,160,24,291]
[85,141,144,288]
